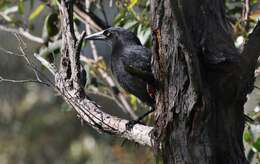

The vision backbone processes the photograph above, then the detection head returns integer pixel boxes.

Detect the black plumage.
[85,27,154,106]
[85,27,155,127]
[80,65,87,87]
[85,27,256,127]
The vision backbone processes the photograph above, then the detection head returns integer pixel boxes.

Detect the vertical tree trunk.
[151,0,259,163]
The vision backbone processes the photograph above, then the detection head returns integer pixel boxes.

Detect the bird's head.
[85,27,142,47]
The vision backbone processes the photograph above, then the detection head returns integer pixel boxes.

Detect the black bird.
[85,27,256,127]
[85,27,155,127]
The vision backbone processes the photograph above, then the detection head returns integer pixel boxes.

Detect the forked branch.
[34,0,153,146]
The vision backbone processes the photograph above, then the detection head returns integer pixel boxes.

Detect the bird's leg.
[126,106,155,130]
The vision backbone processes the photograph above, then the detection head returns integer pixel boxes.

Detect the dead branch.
[34,0,153,146]
[0,76,50,86]
[241,0,250,28]
[0,25,44,43]
[0,37,52,87]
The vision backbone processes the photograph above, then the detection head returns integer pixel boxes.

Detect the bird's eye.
[103,30,112,37]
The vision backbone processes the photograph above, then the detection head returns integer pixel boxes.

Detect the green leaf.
[127,0,138,10]
[243,130,253,143]
[42,12,59,41]
[142,29,151,45]
[28,3,45,21]
[113,10,127,26]
[253,138,260,152]
[252,0,257,5]
[123,20,138,29]
[130,95,137,106]
[18,0,24,14]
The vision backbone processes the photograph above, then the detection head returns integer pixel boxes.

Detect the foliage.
[114,0,151,46]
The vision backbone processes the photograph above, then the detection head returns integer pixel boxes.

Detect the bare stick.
[44,0,153,146]
[0,25,44,43]
[74,5,102,31]
[0,76,50,86]
[14,34,43,82]
[0,41,53,87]
[242,0,250,23]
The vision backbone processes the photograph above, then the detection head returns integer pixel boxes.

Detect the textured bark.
[151,0,260,163]
[36,0,154,147]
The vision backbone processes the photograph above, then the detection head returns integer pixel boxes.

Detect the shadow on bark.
[151,0,260,163]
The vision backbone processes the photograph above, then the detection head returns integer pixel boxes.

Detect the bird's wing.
[122,46,155,83]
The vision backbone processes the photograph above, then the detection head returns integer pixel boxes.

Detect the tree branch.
[35,46,153,146]
[0,36,52,87]
[241,0,250,29]
[0,76,50,86]
[32,0,153,147]
[0,25,44,43]
[74,4,103,31]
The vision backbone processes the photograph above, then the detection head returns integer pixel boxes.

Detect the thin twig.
[0,25,44,43]
[0,76,50,86]
[0,40,54,88]
[15,34,43,82]
[100,0,109,27]
[85,23,99,59]
[241,0,250,29]
[0,47,23,56]
[34,53,57,75]
[74,4,102,31]
[0,5,18,22]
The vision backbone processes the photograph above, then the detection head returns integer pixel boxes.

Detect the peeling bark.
[35,0,260,163]
[151,0,260,163]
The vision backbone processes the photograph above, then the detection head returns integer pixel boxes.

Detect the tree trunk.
[151,0,260,163]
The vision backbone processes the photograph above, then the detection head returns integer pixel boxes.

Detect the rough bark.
[34,0,154,147]
[151,0,260,163]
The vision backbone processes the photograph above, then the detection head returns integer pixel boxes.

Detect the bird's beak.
[85,30,107,40]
